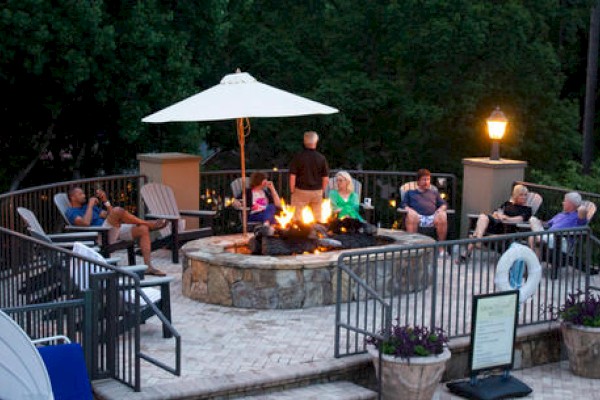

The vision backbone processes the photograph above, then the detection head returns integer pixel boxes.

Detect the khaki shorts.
[291,189,323,221]
[102,220,134,243]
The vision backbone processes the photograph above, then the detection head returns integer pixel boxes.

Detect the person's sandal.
[145,267,167,276]
[454,252,470,265]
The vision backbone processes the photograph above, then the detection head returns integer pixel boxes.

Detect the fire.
[274,199,295,229]
[320,198,332,223]
[301,206,315,225]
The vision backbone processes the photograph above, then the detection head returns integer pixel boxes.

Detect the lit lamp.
[486,106,508,161]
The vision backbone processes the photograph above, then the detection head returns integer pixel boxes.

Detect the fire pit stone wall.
[181,229,435,309]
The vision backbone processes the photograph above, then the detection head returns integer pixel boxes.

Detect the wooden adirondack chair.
[70,242,174,338]
[140,183,215,263]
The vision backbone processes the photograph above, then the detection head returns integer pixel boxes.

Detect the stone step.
[93,354,377,400]
[233,381,377,399]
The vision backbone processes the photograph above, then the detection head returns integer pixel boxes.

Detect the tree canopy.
[0,0,596,191]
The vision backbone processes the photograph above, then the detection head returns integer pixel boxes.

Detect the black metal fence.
[334,227,595,358]
[0,219,180,391]
[0,175,146,235]
[200,169,458,234]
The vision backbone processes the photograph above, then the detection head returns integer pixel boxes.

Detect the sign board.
[469,290,519,374]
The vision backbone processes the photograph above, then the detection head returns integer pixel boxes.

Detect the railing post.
[430,248,438,333]
[334,258,343,358]
[83,289,95,379]
[586,228,592,290]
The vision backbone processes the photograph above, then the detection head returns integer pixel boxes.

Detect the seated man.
[66,186,168,276]
[529,191,588,254]
[401,168,447,243]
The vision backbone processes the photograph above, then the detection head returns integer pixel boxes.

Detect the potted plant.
[558,289,600,378]
[366,322,450,400]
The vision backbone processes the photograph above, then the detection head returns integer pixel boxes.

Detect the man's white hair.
[565,192,582,208]
[303,131,319,145]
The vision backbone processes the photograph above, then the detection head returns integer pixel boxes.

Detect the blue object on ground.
[38,342,93,400]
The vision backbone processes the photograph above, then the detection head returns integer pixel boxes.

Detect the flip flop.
[145,267,166,276]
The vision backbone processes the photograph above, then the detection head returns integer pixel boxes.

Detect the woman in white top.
[241,172,281,225]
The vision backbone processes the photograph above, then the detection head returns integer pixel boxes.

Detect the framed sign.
[469,290,519,374]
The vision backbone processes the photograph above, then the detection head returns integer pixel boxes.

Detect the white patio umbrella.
[142,70,339,235]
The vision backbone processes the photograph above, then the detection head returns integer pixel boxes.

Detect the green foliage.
[530,159,600,194]
[0,0,596,191]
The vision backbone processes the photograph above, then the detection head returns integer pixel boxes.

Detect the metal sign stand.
[447,290,532,399]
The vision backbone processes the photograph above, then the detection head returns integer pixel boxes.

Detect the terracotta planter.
[561,322,600,378]
[367,345,451,400]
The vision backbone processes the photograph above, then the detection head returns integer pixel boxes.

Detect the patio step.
[93,354,377,400]
[232,381,377,399]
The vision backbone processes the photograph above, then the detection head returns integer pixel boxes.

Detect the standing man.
[401,169,448,243]
[289,131,329,220]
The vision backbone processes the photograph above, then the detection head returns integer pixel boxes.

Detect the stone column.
[460,158,527,237]
[137,152,202,228]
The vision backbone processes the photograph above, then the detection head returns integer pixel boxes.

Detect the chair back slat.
[527,192,543,216]
[17,207,51,242]
[230,177,249,199]
[582,200,597,222]
[140,183,182,238]
[53,193,72,226]
[326,176,362,199]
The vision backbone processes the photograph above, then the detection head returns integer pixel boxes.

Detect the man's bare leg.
[107,207,166,275]
[434,211,447,241]
[105,207,160,229]
[405,210,419,233]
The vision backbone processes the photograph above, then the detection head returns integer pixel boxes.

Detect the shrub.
[366,322,448,359]
[557,289,600,327]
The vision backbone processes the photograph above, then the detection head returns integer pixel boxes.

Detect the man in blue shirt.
[529,192,588,252]
[400,169,448,243]
[67,186,168,276]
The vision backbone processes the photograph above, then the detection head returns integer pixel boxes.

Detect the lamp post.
[486,106,508,161]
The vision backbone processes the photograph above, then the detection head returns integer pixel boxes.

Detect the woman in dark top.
[457,184,532,263]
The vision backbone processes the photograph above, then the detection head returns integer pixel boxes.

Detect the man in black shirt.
[289,131,329,221]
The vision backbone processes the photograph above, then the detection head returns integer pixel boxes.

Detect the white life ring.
[494,243,541,303]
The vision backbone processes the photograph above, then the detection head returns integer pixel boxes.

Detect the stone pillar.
[137,152,202,228]
[460,158,527,237]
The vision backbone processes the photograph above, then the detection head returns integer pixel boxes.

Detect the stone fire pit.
[181,229,434,309]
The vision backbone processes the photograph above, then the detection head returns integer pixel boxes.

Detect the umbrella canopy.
[142,70,339,236]
[142,72,338,123]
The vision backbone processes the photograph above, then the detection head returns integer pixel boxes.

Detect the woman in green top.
[329,171,364,222]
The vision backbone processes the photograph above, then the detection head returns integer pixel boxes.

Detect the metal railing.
[0,175,147,235]
[200,169,458,234]
[0,227,180,391]
[334,227,596,358]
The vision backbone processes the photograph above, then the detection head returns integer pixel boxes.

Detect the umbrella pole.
[238,118,247,236]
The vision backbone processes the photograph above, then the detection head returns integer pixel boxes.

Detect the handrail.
[68,242,181,387]
[0,224,180,391]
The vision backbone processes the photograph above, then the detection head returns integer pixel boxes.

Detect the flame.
[320,198,332,223]
[275,199,295,229]
[301,206,315,225]
[389,199,397,208]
